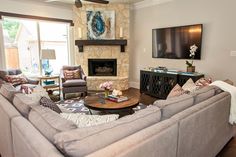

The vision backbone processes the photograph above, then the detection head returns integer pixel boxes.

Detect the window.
[2,17,70,76]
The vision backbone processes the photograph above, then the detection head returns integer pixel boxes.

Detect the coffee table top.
[84,95,139,111]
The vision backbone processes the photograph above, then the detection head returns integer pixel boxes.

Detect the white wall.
[0,0,73,19]
[129,0,236,88]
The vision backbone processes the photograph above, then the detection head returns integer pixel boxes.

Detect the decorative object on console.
[87,10,115,40]
[41,49,56,76]
[99,81,113,98]
[186,44,198,72]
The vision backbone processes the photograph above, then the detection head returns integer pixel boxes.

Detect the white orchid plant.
[186,44,198,67]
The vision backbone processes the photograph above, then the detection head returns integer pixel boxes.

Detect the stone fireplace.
[73,4,130,90]
[88,59,117,76]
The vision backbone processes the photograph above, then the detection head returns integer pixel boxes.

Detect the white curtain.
[0,21,6,69]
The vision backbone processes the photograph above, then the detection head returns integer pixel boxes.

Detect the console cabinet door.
[140,71,151,94]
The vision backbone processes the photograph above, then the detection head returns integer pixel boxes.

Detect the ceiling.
[14,0,145,4]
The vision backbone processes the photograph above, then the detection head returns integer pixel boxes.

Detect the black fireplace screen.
[88,59,117,76]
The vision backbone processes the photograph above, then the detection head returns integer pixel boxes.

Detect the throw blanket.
[210,81,236,124]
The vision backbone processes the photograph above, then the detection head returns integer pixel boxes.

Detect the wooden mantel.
[75,39,127,52]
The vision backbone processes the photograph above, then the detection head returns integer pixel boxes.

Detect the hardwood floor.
[217,136,236,157]
[128,88,236,157]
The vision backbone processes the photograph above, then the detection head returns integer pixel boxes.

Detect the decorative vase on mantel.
[187,66,195,73]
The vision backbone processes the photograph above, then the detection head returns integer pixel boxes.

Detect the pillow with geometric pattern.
[5,74,28,86]
[182,78,198,93]
[195,77,212,88]
[167,84,186,99]
[40,97,62,114]
[63,69,81,80]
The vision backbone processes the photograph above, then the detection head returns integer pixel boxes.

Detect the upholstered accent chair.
[61,65,87,99]
[0,69,39,87]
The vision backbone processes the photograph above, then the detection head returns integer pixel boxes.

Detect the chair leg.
[63,93,66,100]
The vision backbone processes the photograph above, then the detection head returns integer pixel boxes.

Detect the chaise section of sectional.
[171,92,234,157]
[53,105,161,157]
[0,84,22,157]
[87,118,178,157]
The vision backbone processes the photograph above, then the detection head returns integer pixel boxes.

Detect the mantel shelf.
[75,39,127,52]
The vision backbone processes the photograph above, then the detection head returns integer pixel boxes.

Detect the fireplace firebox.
[88,59,117,76]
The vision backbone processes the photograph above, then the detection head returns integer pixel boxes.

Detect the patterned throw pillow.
[182,78,198,93]
[167,84,186,99]
[40,97,62,114]
[20,85,34,94]
[5,74,28,86]
[63,70,81,80]
[195,77,212,88]
[60,113,119,128]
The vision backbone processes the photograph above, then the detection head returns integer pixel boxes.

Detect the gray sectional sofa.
[0,83,234,157]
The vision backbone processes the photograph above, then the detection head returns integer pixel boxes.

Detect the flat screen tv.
[152,24,203,59]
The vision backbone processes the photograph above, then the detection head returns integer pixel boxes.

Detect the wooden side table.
[37,75,61,99]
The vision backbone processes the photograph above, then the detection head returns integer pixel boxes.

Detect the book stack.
[107,95,129,103]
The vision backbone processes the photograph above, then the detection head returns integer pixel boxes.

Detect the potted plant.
[186,44,198,72]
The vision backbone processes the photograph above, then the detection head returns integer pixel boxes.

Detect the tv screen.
[152,24,203,59]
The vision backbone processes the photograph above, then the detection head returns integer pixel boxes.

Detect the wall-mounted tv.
[152,24,203,59]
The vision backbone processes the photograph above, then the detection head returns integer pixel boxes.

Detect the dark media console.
[140,70,204,99]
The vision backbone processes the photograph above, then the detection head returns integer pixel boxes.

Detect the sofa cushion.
[29,105,77,142]
[63,79,86,87]
[0,83,20,102]
[154,94,194,120]
[13,93,38,118]
[191,86,215,105]
[54,105,161,157]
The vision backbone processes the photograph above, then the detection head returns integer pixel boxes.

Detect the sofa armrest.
[11,117,63,157]
[0,78,6,87]
[26,78,39,85]
[82,74,87,81]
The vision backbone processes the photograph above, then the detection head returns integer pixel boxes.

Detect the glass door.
[2,17,40,75]
[39,21,69,75]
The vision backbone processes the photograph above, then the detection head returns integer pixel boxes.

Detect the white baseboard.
[129,82,140,89]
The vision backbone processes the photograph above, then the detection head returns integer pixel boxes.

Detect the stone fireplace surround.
[73,4,130,91]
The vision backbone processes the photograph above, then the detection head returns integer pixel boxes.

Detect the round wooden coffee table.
[84,94,139,117]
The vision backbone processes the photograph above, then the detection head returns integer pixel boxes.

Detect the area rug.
[56,98,147,115]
